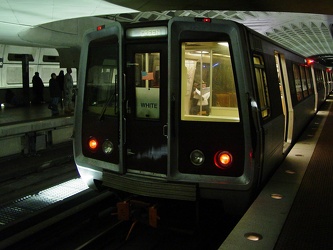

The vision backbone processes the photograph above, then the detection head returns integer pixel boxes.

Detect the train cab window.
[253,55,270,118]
[134,52,160,119]
[84,37,118,117]
[181,41,239,122]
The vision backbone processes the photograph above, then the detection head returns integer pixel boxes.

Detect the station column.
[22,54,30,105]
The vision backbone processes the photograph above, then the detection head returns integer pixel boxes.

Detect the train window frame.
[181,40,240,122]
[253,54,270,119]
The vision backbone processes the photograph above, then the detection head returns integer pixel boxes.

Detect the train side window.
[253,55,270,118]
[42,55,59,63]
[292,64,303,101]
[305,67,313,94]
[181,41,239,122]
[315,69,324,90]
[8,54,34,62]
[299,66,309,97]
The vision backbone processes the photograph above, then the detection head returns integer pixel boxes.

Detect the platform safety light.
[88,137,98,150]
[214,151,233,169]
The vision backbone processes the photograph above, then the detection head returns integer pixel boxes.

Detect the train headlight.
[88,137,98,151]
[214,151,233,169]
[190,150,205,166]
[102,140,114,155]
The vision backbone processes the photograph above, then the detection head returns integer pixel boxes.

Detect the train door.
[275,52,294,146]
[124,43,168,174]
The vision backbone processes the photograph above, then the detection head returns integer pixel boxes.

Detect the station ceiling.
[0,0,332,66]
[106,10,333,66]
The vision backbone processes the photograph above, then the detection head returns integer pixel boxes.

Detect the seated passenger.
[190,82,210,115]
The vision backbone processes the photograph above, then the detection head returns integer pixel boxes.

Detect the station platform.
[221,95,333,249]
[0,103,73,126]
[0,103,74,158]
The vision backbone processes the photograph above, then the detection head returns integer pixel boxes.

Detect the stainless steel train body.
[74,17,330,211]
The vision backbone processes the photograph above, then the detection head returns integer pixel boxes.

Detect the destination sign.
[126,26,167,39]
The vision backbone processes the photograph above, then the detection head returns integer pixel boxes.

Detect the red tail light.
[88,137,98,150]
[97,25,105,31]
[214,151,233,169]
[306,58,315,66]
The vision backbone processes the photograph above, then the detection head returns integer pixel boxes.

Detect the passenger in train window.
[31,72,44,105]
[190,82,210,115]
[64,68,74,114]
[48,73,61,116]
[57,70,65,109]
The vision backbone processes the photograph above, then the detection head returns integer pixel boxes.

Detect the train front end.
[74,18,259,209]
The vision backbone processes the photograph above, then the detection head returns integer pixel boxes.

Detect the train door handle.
[163,124,168,138]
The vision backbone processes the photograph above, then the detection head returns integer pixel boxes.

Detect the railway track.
[2,187,240,249]
[0,146,241,249]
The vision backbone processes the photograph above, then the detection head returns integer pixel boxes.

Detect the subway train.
[74,17,333,212]
[0,44,77,104]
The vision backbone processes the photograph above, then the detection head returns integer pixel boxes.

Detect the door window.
[134,52,160,119]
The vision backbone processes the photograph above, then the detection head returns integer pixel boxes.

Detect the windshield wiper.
[99,94,115,121]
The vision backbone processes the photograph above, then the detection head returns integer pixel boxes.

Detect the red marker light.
[97,25,105,31]
[214,151,233,169]
[306,58,315,66]
[195,17,211,23]
[88,138,98,150]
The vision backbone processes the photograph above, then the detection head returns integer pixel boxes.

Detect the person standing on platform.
[49,73,61,116]
[57,70,65,109]
[64,68,74,114]
[32,72,44,104]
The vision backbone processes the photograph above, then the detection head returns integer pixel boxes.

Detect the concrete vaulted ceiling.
[0,0,332,66]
